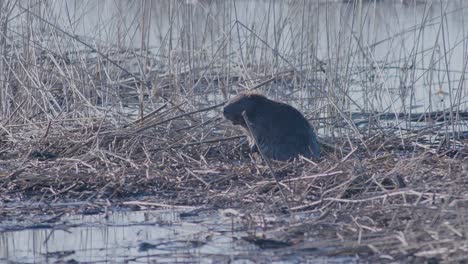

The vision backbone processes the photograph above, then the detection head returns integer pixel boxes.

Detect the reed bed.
[1,81,467,262]
[1,0,468,262]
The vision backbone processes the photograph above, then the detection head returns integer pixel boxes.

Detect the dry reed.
[0,0,468,262]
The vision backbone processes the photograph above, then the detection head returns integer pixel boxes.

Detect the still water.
[0,208,357,263]
[0,209,242,263]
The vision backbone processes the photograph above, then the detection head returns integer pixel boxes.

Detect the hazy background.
[1,0,468,133]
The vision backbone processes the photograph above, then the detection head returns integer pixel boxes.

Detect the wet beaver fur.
[223,91,320,161]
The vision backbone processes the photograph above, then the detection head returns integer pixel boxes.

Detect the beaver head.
[223,91,266,126]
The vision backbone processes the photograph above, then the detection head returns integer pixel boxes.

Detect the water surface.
[0,208,357,263]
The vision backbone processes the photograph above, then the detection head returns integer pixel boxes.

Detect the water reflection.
[0,210,244,262]
[0,209,360,263]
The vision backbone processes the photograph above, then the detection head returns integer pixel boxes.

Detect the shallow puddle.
[0,208,357,263]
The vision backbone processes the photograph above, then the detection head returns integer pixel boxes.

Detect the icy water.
[0,208,357,263]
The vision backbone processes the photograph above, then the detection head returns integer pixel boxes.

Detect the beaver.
[223,91,320,161]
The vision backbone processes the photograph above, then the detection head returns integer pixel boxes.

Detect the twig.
[241,111,290,209]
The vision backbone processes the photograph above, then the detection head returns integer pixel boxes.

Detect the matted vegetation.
[1,0,468,262]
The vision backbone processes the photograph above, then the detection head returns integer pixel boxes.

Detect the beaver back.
[223,92,320,161]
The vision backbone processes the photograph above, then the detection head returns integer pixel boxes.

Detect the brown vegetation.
[0,0,468,262]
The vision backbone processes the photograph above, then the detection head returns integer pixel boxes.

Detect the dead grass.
[0,103,467,261]
[1,0,468,262]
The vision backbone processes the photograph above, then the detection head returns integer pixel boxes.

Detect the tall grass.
[0,0,467,141]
